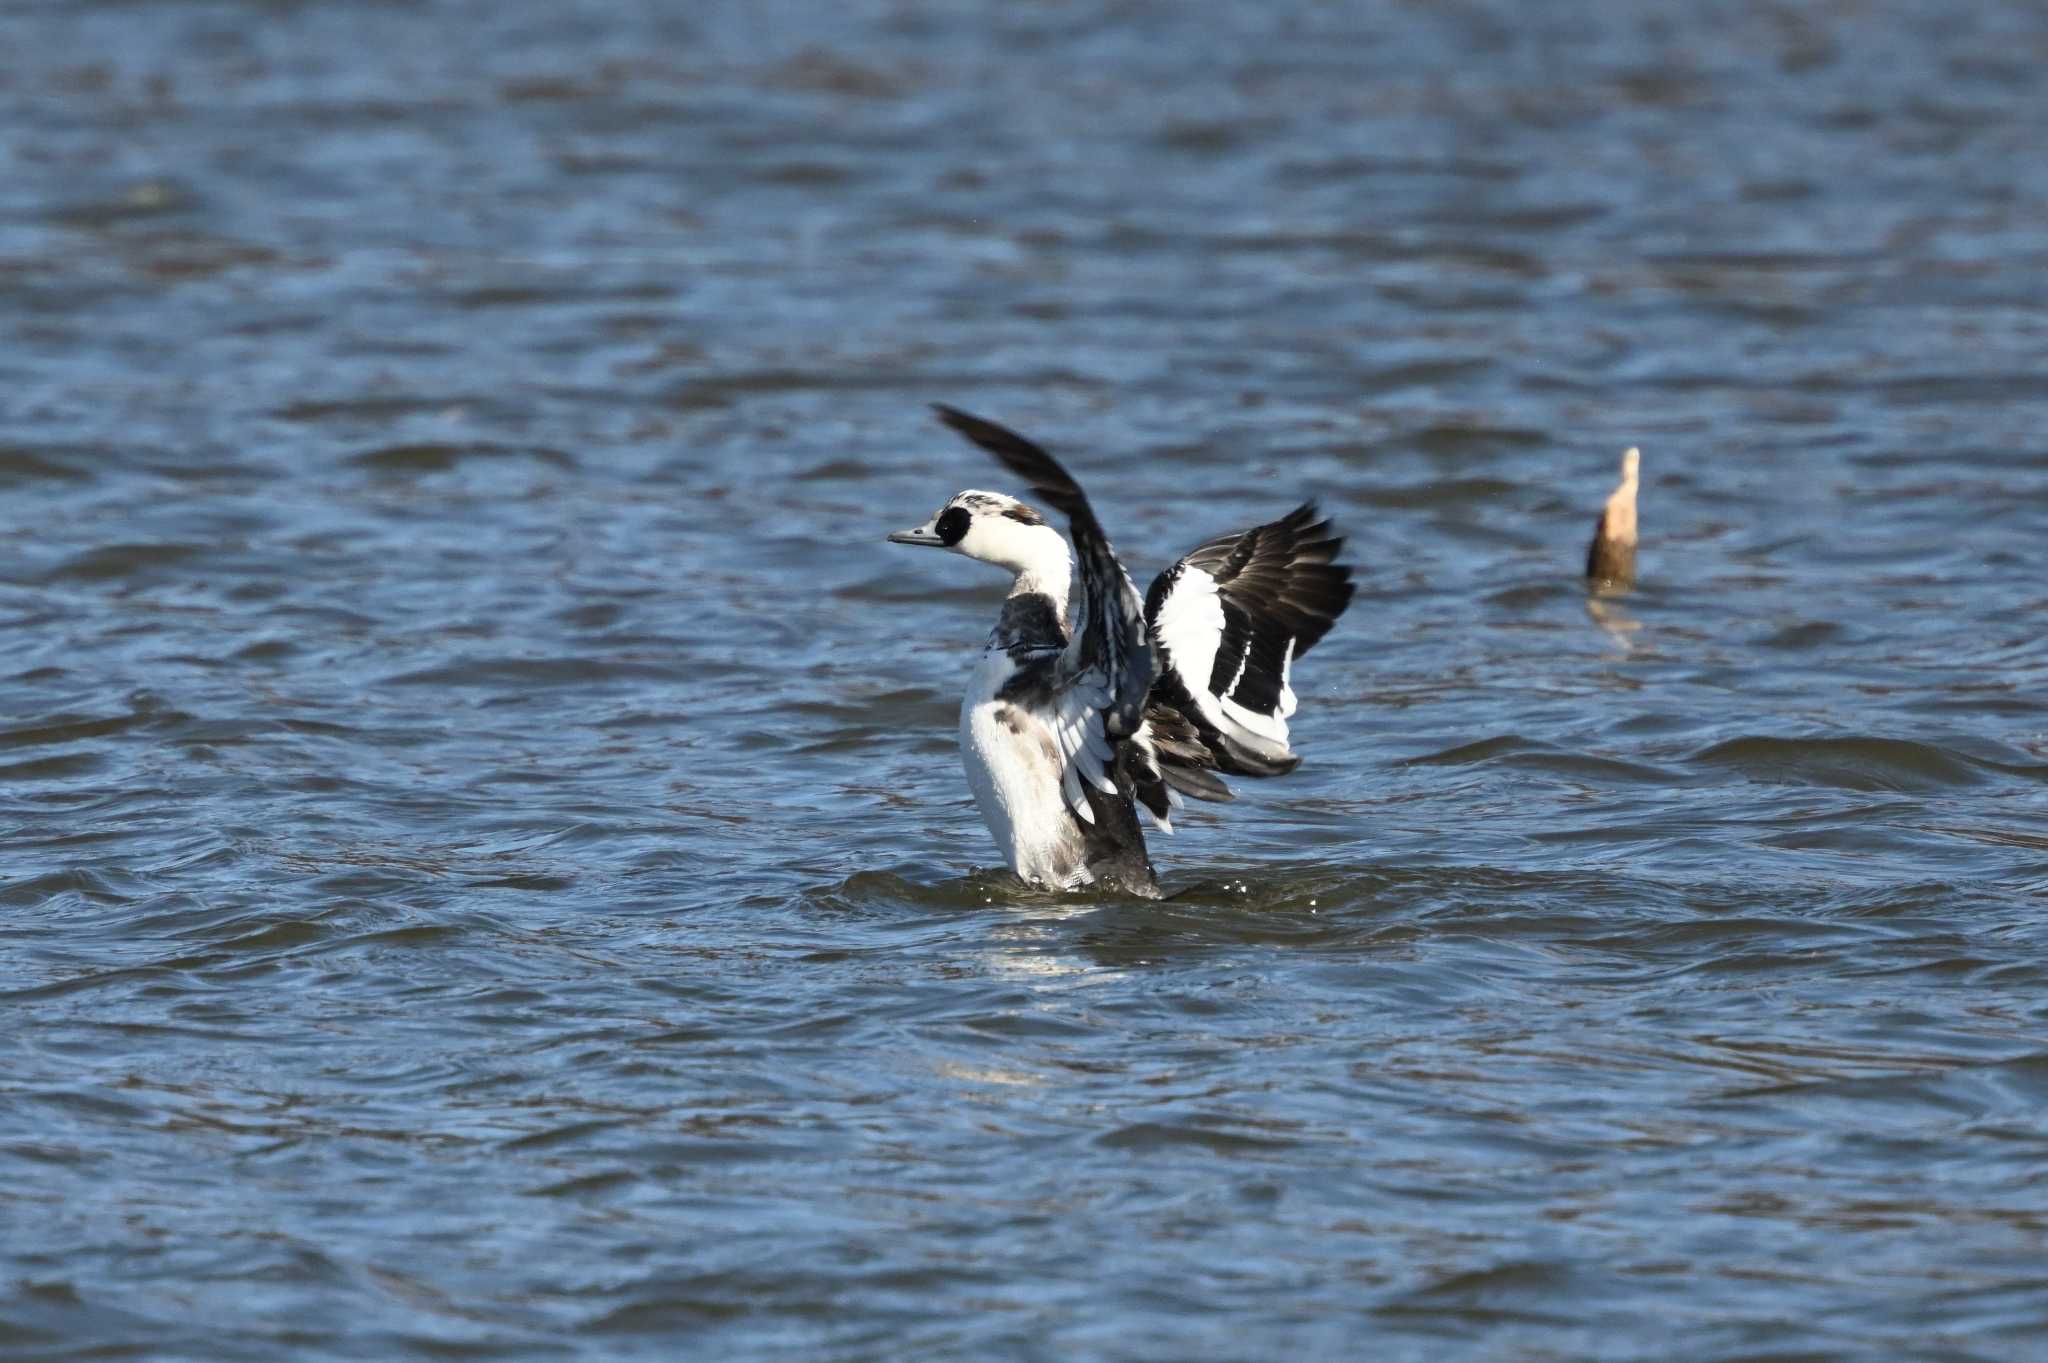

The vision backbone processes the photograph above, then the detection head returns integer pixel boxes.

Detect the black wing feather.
[1142,502,1355,799]
[1175,502,1354,663]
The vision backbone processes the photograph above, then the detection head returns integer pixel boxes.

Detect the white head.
[888,489,1061,569]
[888,489,1071,595]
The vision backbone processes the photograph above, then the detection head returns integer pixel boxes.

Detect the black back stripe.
[1206,599,1252,701]
[1231,626,1291,717]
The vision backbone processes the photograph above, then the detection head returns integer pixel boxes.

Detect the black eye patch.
[936,505,971,545]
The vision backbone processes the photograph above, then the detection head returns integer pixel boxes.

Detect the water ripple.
[4,1,2048,1359]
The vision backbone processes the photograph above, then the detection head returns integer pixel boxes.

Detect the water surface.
[3,2,2048,1359]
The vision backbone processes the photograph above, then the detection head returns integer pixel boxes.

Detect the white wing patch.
[1038,672,1183,836]
[1045,684,1119,827]
[1150,567,1226,708]
[1219,678,1293,749]
[1150,565,1296,760]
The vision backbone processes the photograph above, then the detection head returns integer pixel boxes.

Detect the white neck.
[1010,560,1071,617]
[1002,528,1072,619]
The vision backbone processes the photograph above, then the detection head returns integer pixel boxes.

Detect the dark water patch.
[1505,749,1684,785]
[0,709,159,751]
[348,443,578,474]
[449,282,674,310]
[383,657,688,688]
[1346,476,1524,511]
[1409,732,1679,785]
[795,457,879,480]
[1757,620,1845,649]
[208,919,336,956]
[806,868,1042,919]
[1348,357,1495,396]
[0,444,97,485]
[762,47,917,100]
[1375,1260,1580,1327]
[47,178,199,227]
[1485,579,1587,610]
[525,1168,640,1198]
[756,160,856,187]
[1919,690,2048,721]
[1932,823,2048,855]
[1273,154,1521,186]
[464,873,577,892]
[1409,424,1548,459]
[1405,735,1537,767]
[1095,1120,1303,1155]
[1692,736,1992,793]
[274,397,508,424]
[792,690,958,739]
[658,365,1104,406]
[128,232,284,282]
[42,542,207,583]
[0,866,137,909]
[0,750,107,782]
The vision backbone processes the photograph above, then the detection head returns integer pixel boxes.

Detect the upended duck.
[888,406,1355,897]
[1586,446,1640,589]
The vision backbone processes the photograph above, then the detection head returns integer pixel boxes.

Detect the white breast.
[959,650,1091,889]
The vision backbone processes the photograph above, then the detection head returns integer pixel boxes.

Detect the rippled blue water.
[4,2,2048,1359]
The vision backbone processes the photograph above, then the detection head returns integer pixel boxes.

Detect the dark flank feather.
[1585,522,1636,585]
[1139,700,1233,803]
[1078,746,1165,895]
[1585,447,1640,590]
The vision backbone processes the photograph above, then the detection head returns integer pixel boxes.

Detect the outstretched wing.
[931,405,1161,828]
[1143,502,1354,800]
